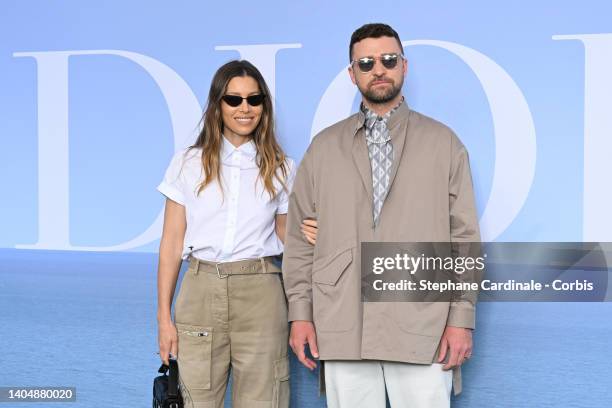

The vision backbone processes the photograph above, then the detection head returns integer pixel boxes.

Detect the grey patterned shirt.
[362,98,404,226]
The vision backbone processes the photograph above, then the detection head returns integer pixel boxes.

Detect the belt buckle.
[216,262,228,279]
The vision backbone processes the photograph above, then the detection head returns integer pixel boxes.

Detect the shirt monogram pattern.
[363,99,403,226]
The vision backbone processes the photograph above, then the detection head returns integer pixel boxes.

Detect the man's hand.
[290,320,319,370]
[437,326,472,370]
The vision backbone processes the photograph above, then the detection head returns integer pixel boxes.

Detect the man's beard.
[360,77,403,104]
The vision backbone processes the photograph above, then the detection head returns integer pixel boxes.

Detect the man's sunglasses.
[352,53,403,73]
[221,94,266,107]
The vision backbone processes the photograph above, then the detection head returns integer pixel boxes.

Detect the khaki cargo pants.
[174,256,290,408]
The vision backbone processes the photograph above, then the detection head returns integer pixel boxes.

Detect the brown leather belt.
[188,256,281,279]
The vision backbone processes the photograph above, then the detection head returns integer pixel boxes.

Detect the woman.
[157,60,296,408]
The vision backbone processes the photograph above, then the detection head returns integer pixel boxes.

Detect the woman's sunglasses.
[352,53,403,73]
[221,94,266,107]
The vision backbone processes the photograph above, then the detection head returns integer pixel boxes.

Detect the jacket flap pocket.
[312,247,353,285]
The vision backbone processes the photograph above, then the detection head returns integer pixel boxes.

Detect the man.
[283,23,481,408]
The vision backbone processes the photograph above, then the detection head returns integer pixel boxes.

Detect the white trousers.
[324,360,452,408]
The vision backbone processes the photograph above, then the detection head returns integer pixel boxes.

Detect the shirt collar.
[361,97,404,125]
[221,135,257,162]
[354,98,410,135]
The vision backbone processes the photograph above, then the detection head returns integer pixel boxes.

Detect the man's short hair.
[349,23,403,62]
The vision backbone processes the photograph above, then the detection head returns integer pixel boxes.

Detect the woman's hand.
[301,219,318,245]
[158,318,178,365]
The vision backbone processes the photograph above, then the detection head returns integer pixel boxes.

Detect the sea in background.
[1,249,611,407]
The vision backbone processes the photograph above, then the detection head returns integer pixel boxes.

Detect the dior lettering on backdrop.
[12,33,612,252]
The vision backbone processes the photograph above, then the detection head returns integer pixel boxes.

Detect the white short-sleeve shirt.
[157,136,296,262]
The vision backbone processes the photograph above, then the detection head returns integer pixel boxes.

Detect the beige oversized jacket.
[282,102,481,394]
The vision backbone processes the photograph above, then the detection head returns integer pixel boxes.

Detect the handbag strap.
[167,358,180,397]
[157,358,180,398]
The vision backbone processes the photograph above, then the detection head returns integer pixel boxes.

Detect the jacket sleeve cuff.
[288,300,313,322]
[447,304,475,329]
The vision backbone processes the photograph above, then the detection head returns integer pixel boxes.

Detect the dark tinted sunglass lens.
[358,59,374,72]
[247,94,265,106]
[381,55,399,69]
[222,95,243,107]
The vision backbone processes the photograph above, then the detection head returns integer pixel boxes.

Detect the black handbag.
[153,358,183,408]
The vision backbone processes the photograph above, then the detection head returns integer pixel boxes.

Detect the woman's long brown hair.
[190,60,288,199]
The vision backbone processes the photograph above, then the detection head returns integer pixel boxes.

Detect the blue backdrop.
[1,1,612,407]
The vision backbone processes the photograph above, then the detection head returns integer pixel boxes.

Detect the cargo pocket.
[176,323,213,391]
[271,356,290,408]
